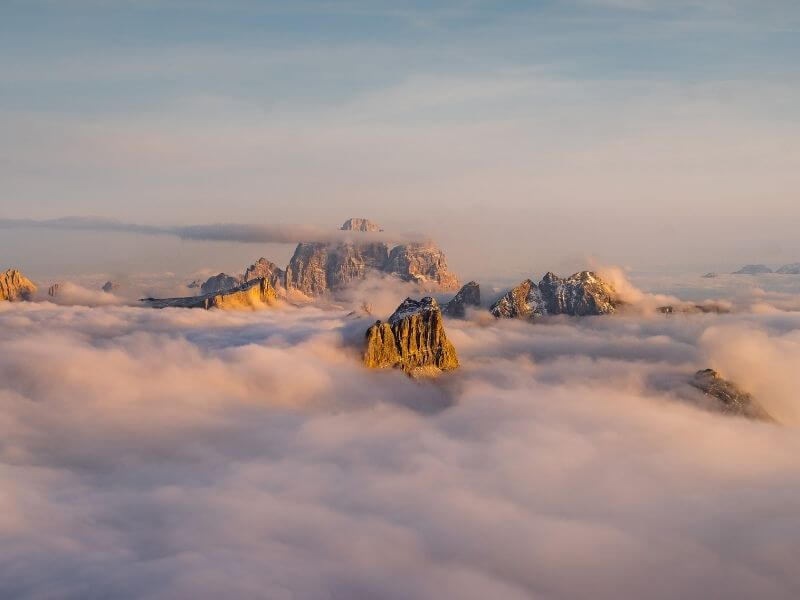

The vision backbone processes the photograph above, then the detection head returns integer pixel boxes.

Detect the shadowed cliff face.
[143,277,278,310]
[491,271,618,319]
[363,296,459,376]
[201,273,241,295]
[0,268,37,302]
[444,281,481,318]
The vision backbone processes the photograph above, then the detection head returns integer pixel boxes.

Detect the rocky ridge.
[732,264,772,275]
[444,281,481,318]
[690,369,771,420]
[491,271,618,319]
[0,268,37,302]
[363,296,459,376]
[143,277,278,310]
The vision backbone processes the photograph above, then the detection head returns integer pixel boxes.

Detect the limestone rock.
[363,296,459,376]
[690,369,771,420]
[384,242,460,290]
[142,277,278,310]
[243,257,285,288]
[187,280,202,289]
[732,264,772,275]
[491,271,618,319]
[341,218,383,232]
[286,241,389,297]
[444,281,481,318]
[776,263,800,274]
[200,273,241,295]
[102,281,120,294]
[701,272,718,278]
[0,269,37,302]
[48,283,62,297]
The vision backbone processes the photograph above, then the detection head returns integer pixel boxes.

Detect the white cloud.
[0,295,798,598]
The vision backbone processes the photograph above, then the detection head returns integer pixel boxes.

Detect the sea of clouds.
[1,272,800,599]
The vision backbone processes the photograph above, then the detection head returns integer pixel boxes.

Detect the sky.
[2,0,799,279]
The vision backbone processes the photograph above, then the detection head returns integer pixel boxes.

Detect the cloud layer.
[1,294,799,599]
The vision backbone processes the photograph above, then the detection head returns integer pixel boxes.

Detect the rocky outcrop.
[776,263,800,274]
[285,241,389,297]
[200,273,241,295]
[102,281,120,293]
[285,219,459,297]
[0,269,37,302]
[690,369,771,420]
[491,271,618,319]
[47,283,62,297]
[444,281,481,318]
[384,242,459,290]
[243,257,285,288]
[341,218,383,232]
[657,303,730,315]
[142,277,278,310]
[363,297,459,376]
[701,272,718,278]
[187,280,202,289]
[732,264,772,275]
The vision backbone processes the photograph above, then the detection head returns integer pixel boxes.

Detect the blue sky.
[1,0,799,277]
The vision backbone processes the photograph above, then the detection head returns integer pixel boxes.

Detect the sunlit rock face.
[285,241,390,297]
[340,218,383,232]
[690,369,772,420]
[143,277,278,310]
[243,257,285,288]
[200,273,241,295]
[384,242,460,291]
[363,296,459,376]
[491,271,618,319]
[0,269,37,302]
[732,264,773,275]
[776,263,800,274]
[444,281,481,318]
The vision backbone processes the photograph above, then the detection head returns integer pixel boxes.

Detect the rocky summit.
[285,240,390,297]
[732,264,772,275]
[201,273,241,295]
[340,218,383,232]
[363,296,459,376]
[243,257,285,288]
[690,369,771,420]
[143,277,278,310]
[384,242,460,290]
[284,219,459,297]
[444,281,481,318]
[491,271,618,319]
[102,281,120,293]
[0,268,37,302]
[776,263,800,274]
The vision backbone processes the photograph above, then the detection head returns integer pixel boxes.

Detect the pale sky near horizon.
[1,0,799,279]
